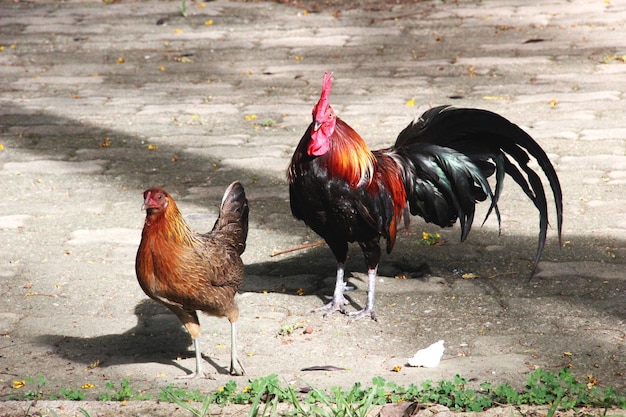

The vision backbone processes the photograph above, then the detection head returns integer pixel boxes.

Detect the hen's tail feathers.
[396,105,563,275]
[213,181,249,255]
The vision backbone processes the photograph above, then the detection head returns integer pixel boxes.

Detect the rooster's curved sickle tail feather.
[395,105,563,275]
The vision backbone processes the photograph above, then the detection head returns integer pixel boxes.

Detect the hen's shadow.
[36,300,233,377]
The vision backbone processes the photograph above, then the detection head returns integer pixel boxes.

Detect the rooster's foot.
[313,298,349,316]
[348,308,377,322]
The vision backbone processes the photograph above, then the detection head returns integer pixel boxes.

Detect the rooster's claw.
[313,298,349,316]
[348,308,377,322]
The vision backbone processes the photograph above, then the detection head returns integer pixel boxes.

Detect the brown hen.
[135,181,248,377]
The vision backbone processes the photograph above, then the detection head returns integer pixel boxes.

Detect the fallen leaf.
[12,380,26,389]
[174,56,193,63]
[87,359,101,369]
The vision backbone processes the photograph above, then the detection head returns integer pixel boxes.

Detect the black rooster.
[287,72,563,321]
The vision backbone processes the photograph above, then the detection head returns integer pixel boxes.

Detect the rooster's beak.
[313,121,321,131]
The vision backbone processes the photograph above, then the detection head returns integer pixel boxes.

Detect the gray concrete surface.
[0,0,624,414]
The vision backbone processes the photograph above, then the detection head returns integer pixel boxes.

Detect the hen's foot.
[176,371,213,380]
[348,308,377,322]
[313,298,349,316]
[230,359,246,376]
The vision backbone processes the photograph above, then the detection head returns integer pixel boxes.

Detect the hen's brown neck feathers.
[144,201,198,247]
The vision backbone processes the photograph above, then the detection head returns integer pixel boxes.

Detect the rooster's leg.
[229,321,246,376]
[313,263,349,315]
[348,266,378,322]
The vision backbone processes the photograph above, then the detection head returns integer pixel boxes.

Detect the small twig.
[485,271,519,279]
[271,241,325,257]
[301,365,346,372]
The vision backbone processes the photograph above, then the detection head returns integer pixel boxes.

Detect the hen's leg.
[175,337,204,379]
[172,310,205,379]
[229,321,246,376]
[189,338,204,378]
[348,266,378,321]
[313,263,349,315]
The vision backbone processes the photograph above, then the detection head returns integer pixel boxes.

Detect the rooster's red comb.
[313,71,333,117]
[321,71,333,98]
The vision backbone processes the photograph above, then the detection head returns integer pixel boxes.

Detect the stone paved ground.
[0,0,625,415]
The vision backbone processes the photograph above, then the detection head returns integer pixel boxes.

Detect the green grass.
[6,368,625,417]
[97,377,151,401]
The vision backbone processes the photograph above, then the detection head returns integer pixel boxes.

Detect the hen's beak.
[141,191,151,211]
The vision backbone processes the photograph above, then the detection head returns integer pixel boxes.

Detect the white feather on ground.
[407,340,445,368]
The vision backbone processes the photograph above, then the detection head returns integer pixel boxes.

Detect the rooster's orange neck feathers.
[325,119,375,188]
[307,72,408,247]
[309,72,374,187]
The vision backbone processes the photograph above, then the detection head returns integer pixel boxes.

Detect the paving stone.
[0,0,624,409]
